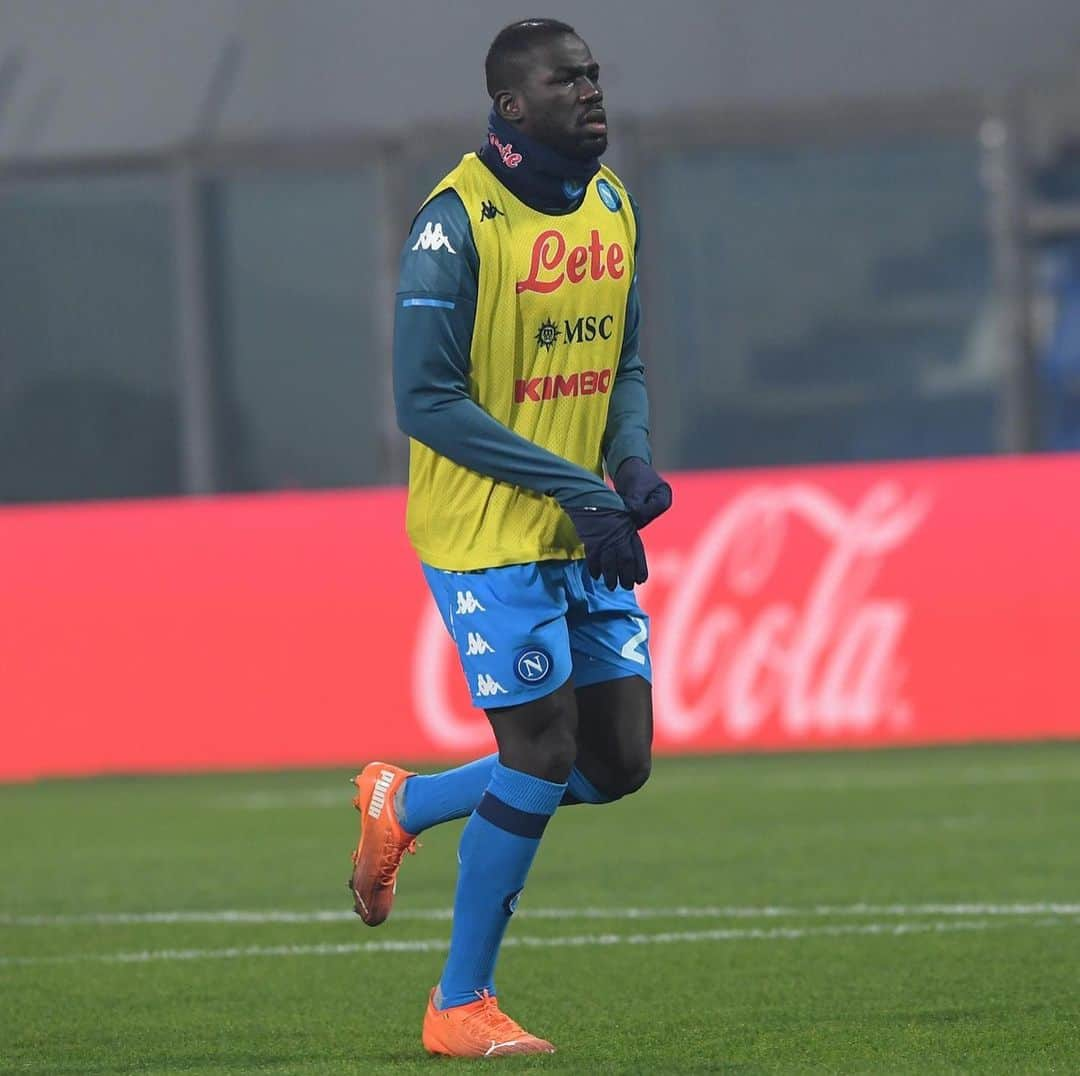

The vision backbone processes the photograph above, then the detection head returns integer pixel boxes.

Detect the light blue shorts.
[422,559,652,708]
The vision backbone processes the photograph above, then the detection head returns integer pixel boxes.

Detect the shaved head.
[485,18,577,98]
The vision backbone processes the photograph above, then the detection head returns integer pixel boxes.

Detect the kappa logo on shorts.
[476,674,508,697]
[515,648,552,684]
[466,632,494,656]
[456,590,486,615]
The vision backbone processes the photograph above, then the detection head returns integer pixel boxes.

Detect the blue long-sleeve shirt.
[393,177,652,512]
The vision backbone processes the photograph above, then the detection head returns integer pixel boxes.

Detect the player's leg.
[347,561,642,927]
[417,562,578,1055]
[571,674,653,800]
[564,558,654,802]
[388,598,651,837]
[422,679,573,1057]
[360,556,600,842]
[350,753,498,926]
[433,680,576,1006]
[395,734,629,833]
[396,753,497,834]
[349,562,556,924]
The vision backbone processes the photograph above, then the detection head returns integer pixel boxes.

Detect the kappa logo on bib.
[412,221,456,254]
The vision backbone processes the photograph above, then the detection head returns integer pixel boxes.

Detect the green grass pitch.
[2,743,1079,1074]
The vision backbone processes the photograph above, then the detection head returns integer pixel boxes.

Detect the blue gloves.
[614,458,673,529]
[564,504,648,591]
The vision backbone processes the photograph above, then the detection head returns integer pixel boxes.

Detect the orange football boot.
[422,988,556,1058]
[347,762,418,926]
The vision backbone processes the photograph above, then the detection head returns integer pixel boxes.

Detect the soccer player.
[349,18,672,1058]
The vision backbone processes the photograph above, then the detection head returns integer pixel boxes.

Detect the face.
[501,34,607,160]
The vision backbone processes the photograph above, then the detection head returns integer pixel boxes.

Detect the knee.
[573,676,654,799]
[601,756,652,799]
[580,750,652,801]
[616,758,652,797]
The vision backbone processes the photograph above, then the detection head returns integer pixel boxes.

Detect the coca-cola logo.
[411,482,930,750]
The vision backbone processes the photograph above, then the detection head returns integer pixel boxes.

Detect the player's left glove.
[564,504,649,591]
[614,458,673,530]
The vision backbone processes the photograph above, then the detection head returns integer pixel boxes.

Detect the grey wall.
[3,0,1080,159]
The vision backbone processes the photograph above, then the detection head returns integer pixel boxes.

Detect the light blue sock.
[563,765,614,805]
[399,754,497,834]
[436,763,567,1009]
[400,758,611,834]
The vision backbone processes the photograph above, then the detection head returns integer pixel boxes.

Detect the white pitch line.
[2,917,1077,969]
[3,901,1080,928]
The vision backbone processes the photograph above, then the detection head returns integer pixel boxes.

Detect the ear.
[493,90,523,125]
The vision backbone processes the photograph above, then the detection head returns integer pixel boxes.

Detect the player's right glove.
[613,458,673,530]
[564,504,648,591]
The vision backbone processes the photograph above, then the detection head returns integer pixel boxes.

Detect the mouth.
[580,108,607,133]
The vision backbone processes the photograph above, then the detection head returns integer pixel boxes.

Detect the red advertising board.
[3,455,1079,781]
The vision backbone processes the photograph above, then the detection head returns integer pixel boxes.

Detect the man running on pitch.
[349,18,672,1057]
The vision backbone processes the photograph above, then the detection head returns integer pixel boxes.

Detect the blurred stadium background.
[3,5,1080,1071]
[5,0,1080,770]
[5,0,1080,502]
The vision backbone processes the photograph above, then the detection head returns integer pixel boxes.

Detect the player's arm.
[393,190,623,512]
[602,273,650,475]
[602,194,672,529]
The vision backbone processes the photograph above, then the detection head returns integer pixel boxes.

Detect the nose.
[579,78,602,103]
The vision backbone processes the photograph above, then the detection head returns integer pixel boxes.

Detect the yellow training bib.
[406,154,637,570]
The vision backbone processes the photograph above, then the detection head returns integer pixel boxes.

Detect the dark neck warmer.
[478,108,601,214]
